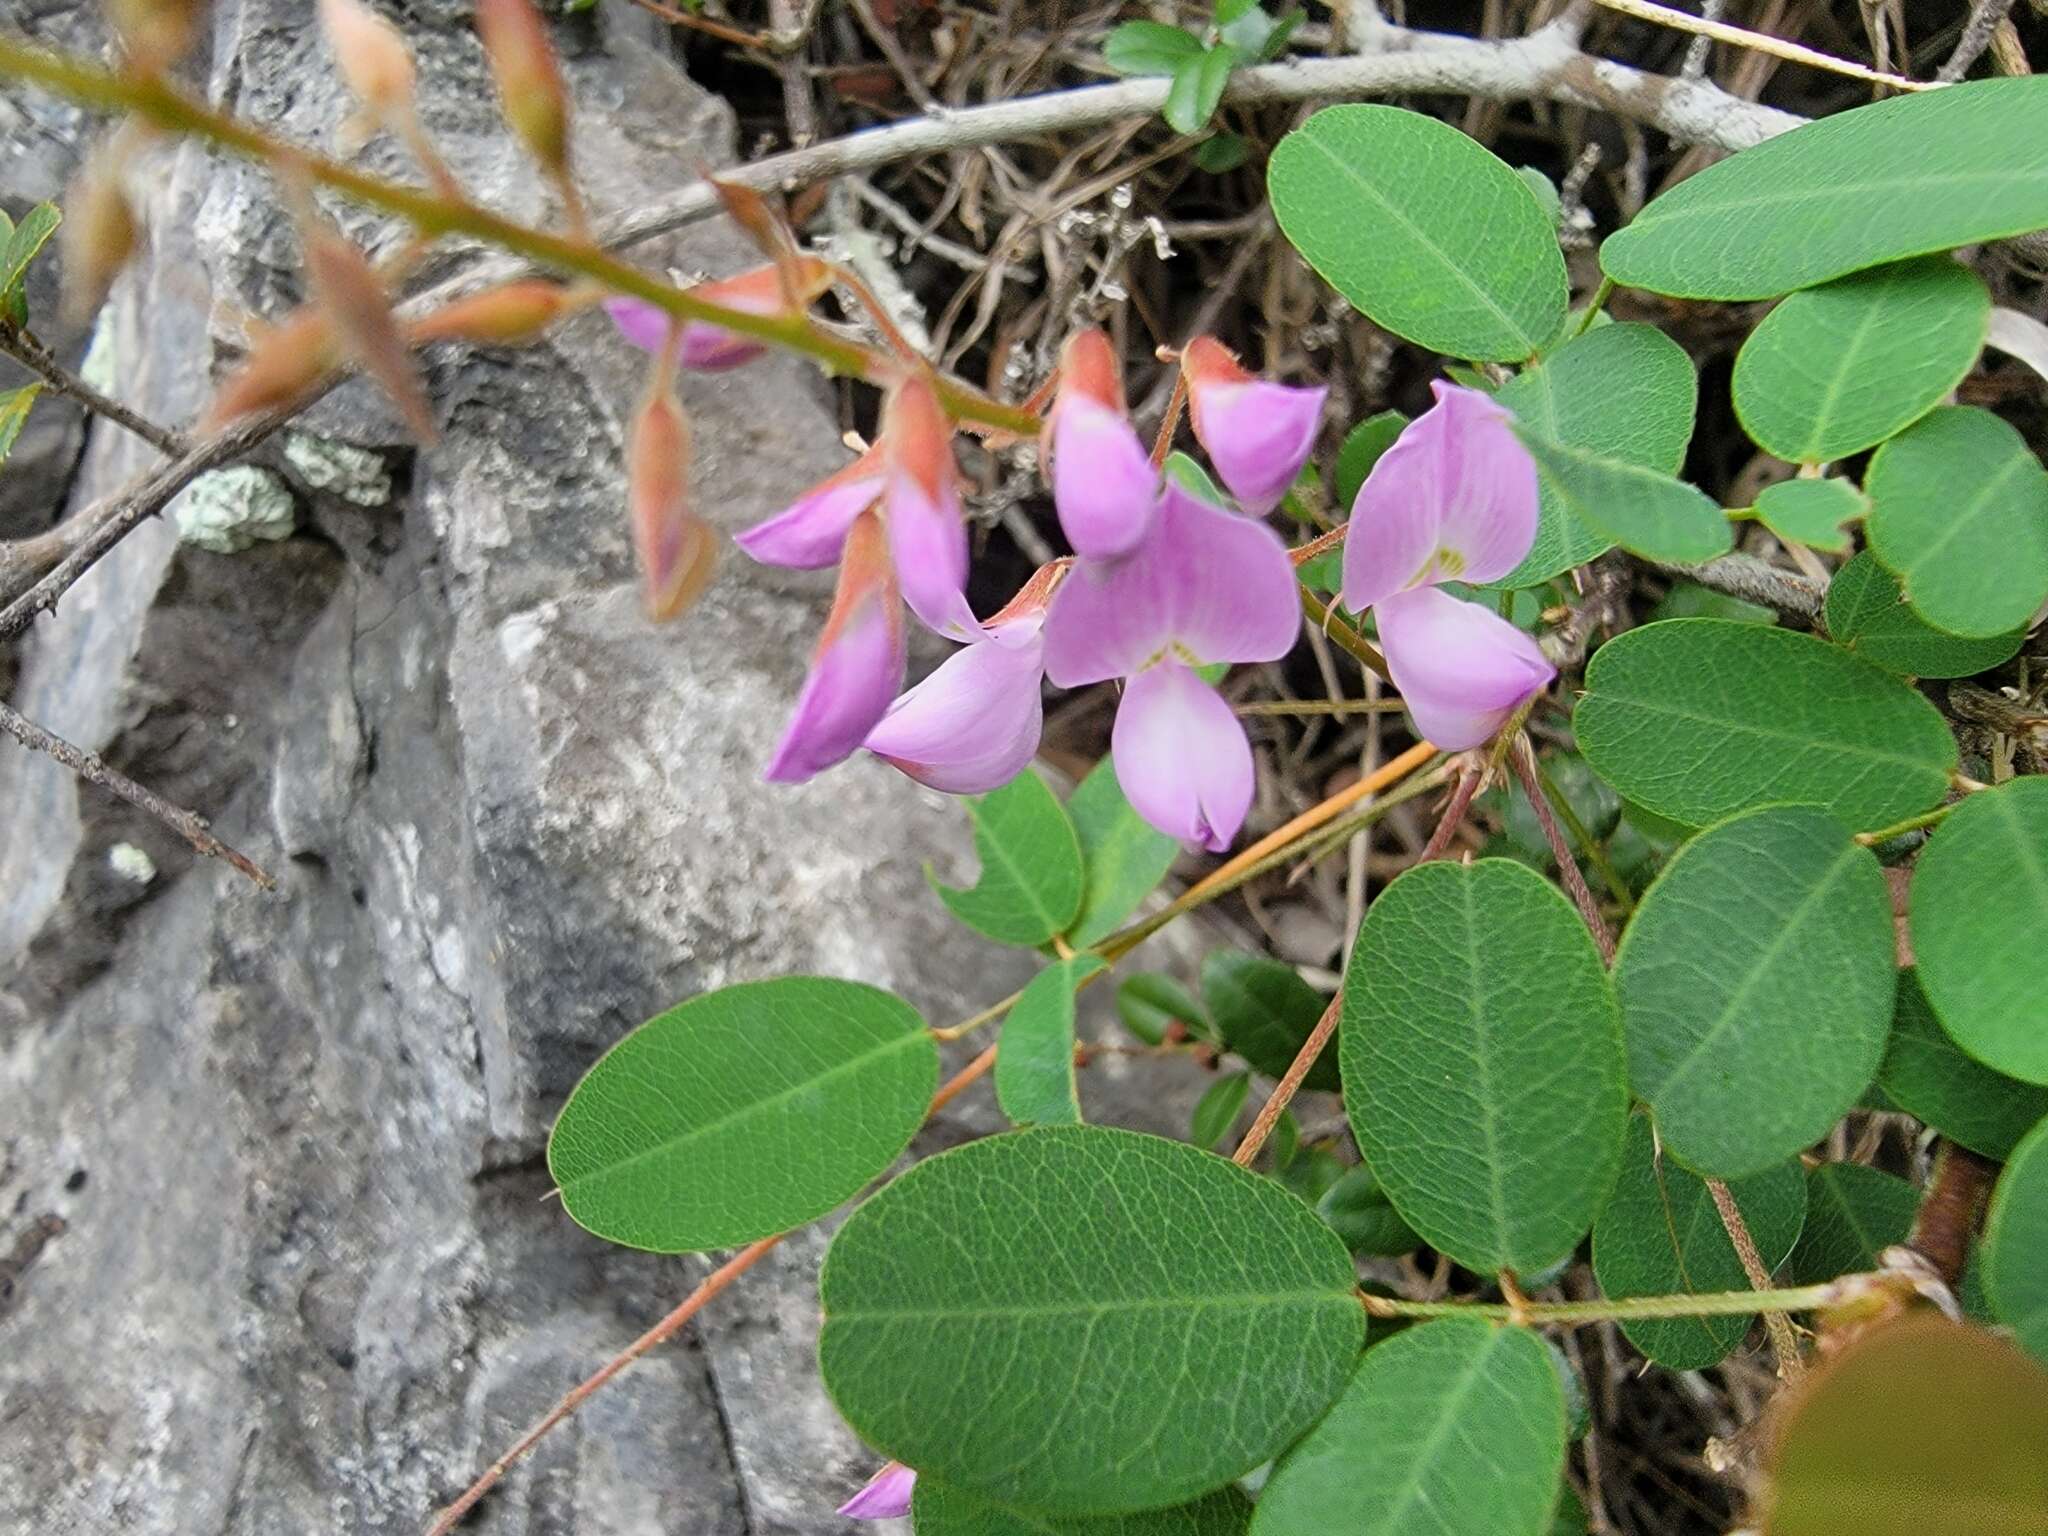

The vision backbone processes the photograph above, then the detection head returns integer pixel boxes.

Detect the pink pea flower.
[1043,485,1299,850]
[1179,336,1327,516]
[838,1461,916,1520]
[765,509,907,783]
[1338,382,1553,750]
[605,257,833,372]
[1043,328,1159,560]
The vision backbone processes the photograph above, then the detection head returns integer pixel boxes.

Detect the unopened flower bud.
[201,308,342,431]
[476,0,572,184]
[300,220,438,444]
[628,381,717,622]
[319,0,416,120]
[407,280,578,347]
[60,141,141,326]
[107,0,208,72]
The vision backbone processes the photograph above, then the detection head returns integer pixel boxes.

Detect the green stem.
[1297,585,1389,679]
[1570,275,1616,340]
[1362,1281,1841,1326]
[1533,755,1635,916]
[1855,803,1956,846]
[0,35,1040,436]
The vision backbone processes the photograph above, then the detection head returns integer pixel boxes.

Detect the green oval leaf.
[1202,951,1338,1091]
[1789,1162,1919,1285]
[1116,971,1210,1045]
[0,384,40,469]
[819,1126,1365,1515]
[1825,551,2026,679]
[1515,428,1732,565]
[914,1481,1254,1536]
[1269,104,1568,362]
[1341,859,1627,1274]
[1497,323,1699,585]
[998,955,1105,1127]
[1592,1113,1807,1370]
[1163,45,1234,136]
[1615,806,1896,1178]
[1191,1070,1252,1150]
[1731,257,1989,464]
[1764,1314,2048,1536]
[1067,757,1181,947]
[1103,20,1204,76]
[1316,1163,1421,1257]
[1911,778,2048,1084]
[1575,620,1958,830]
[1750,477,1868,555]
[548,978,938,1252]
[1865,405,2048,639]
[1333,409,1409,511]
[1249,1318,1567,1536]
[1986,1117,2048,1364]
[1879,968,2048,1160]
[934,769,1086,947]
[0,200,59,307]
[1601,77,2048,300]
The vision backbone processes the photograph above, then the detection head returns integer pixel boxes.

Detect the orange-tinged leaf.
[1764,1315,2048,1536]
[302,224,438,444]
[319,0,416,117]
[406,280,577,347]
[59,144,139,325]
[628,384,715,621]
[201,308,341,430]
[475,0,571,177]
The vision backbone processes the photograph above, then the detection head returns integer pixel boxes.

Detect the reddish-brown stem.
[1419,765,1482,863]
[1150,372,1188,468]
[1907,1140,1997,1287]
[1706,1174,1804,1381]
[1232,993,1340,1167]
[1289,523,1347,567]
[1510,736,1614,964]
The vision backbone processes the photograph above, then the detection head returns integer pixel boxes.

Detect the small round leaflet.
[819,1126,1364,1515]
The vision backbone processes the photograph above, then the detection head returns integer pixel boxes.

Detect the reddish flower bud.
[628,379,717,622]
[1179,335,1326,516]
[201,308,342,431]
[319,0,416,120]
[407,280,578,347]
[1044,329,1155,560]
[300,220,438,444]
[476,0,572,185]
[59,141,140,326]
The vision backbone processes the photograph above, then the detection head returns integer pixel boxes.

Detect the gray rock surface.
[0,5,1220,1533]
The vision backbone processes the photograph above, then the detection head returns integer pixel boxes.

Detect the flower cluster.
[610,289,1554,852]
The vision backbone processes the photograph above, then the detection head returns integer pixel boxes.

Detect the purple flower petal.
[1342,383,1538,610]
[1041,484,1298,687]
[1050,394,1159,560]
[1374,585,1554,751]
[884,469,981,641]
[865,617,1045,794]
[736,451,886,570]
[677,323,768,372]
[765,515,908,782]
[1112,660,1256,851]
[603,295,672,352]
[837,1462,916,1521]
[1189,378,1327,516]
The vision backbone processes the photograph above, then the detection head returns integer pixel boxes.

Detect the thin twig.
[1705,1175,1805,1381]
[0,323,188,456]
[0,695,276,889]
[1510,736,1615,963]
[1233,993,1341,1166]
[1360,1279,1845,1326]
[1419,764,1483,862]
[1589,0,1933,90]
[1662,552,1825,620]
[1937,0,2019,82]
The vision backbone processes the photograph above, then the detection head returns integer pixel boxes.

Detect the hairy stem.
[1361,1280,1843,1326]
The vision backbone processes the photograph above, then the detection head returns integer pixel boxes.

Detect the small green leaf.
[1575,620,1958,830]
[1268,104,1568,362]
[1825,551,2026,679]
[1647,581,1775,625]
[1163,45,1234,135]
[1865,405,2048,639]
[998,955,1104,1127]
[1256,12,1300,60]
[1750,478,1867,554]
[1103,20,1204,76]
[1116,971,1210,1045]
[1249,1318,1567,1536]
[1911,778,2048,1084]
[1789,1162,1919,1285]
[1201,951,1338,1091]
[1215,1,1277,63]
[1496,323,1699,584]
[1517,165,1563,227]
[913,1481,1254,1536]
[1194,132,1250,174]
[1333,410,1409,510]
[547,978,939,1253]
[1879,968,2048,1160]
[1592,1113,1807,1369]
[1986,1117,2048,1364]
[1731,257,1990,464]
[1615,806,1896,1177]
[1163,449,1229,506]
[1191,1070,1251,1149]
[0,384,41,469]
[1600,77,2048,300]
[0,200,60,312]
[1550,1486,1590,1536]
[1763,1314,2048,1536]
[1515,428,1732,564]
[1066,757,1181,947]
[1315,1163,1420,1256]
[933,769,1086,947]
[1341,859,1628,1274]
[819,1126,1365,1515]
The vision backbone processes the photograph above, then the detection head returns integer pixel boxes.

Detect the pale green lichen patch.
[171,465,297,554]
